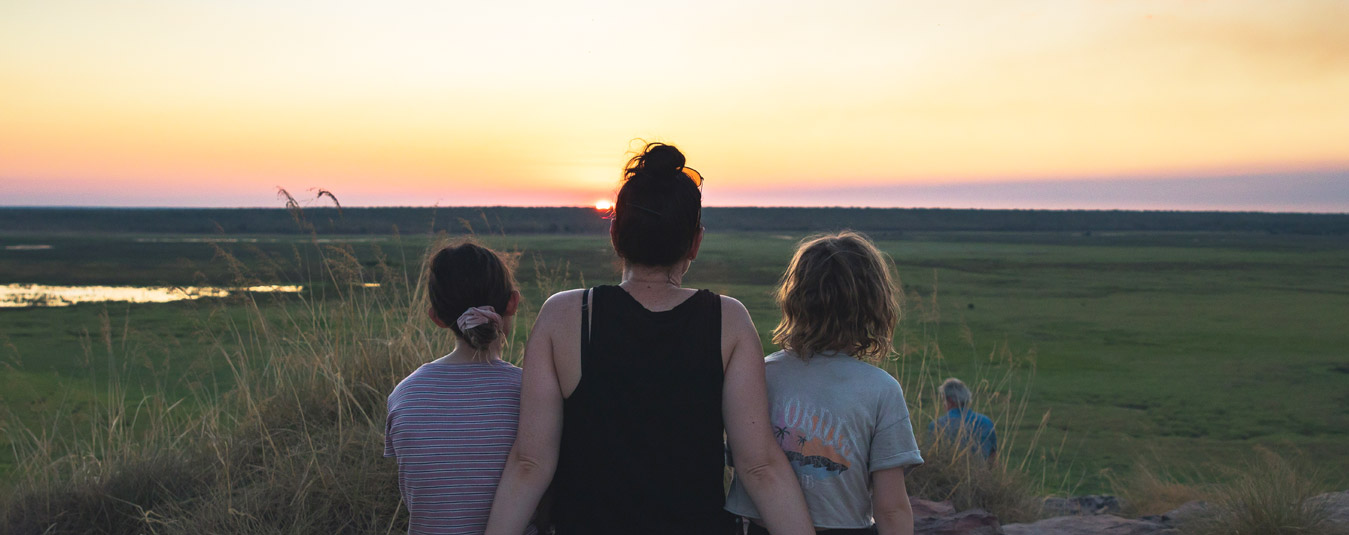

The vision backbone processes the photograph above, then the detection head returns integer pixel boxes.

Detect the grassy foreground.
[0,225,1063,532]
[5,230,1349,486]
[2,233,459,533]
[1,222,1346,532]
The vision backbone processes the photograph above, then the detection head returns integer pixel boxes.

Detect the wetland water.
[0,283,303,307]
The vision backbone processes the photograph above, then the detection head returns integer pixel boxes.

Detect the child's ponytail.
[455,305,504,350]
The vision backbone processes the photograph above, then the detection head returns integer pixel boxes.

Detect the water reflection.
[0,284,303,308]
[132,237,386,244]
[133,237,264,243]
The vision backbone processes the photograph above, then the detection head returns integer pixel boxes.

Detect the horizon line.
[2,204,1346,216]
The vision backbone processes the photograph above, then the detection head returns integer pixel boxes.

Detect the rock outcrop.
[1040,495,1121,517]
[903,490,1349,535]
[910,497,1001,535]
[910,497,957,517]
[1002,514,1175,535]
[1139,500,1209,528]
[1310,491,1349,529]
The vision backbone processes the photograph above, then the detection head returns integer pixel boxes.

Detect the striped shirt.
[385,358,534,535]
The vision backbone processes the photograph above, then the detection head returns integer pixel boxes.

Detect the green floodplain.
[1,209,1347,494]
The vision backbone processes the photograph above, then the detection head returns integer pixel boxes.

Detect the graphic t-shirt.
[724,350,924,529]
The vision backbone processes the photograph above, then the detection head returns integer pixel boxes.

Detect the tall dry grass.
[881,272,1054,523]
[2,205,1064,533]
[1108,459,1209,516]
[1,197,549,534]
[1182,448,1342,535]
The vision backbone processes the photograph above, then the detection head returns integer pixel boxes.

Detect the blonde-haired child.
[726,231,924,535]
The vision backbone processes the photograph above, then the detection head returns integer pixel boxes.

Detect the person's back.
[726,231,923,535]
[552,285,732,534]
[929,378,998,462]
[385,360,526,534]
[484,143,815,535]
[383,241,531,535]
[726,351,923,531]
[931,409,996,458]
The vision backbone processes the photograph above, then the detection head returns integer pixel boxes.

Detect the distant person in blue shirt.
[930,378,998,463]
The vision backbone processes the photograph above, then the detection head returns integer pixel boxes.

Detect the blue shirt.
[929,408,997,459]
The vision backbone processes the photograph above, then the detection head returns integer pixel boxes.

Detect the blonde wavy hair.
[772,231,900,360]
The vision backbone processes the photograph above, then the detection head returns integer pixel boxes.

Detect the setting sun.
[593,200,613,212]
[0,1,1346,211]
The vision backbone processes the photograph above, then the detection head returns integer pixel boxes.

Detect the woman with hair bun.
[385,241,536,535]
[486,143,814,535]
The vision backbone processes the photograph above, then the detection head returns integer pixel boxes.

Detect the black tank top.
[552,285,735,535]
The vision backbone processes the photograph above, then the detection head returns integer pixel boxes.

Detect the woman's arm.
[872,467,914,535]
[484,292,572,535]
[720,296,815,535]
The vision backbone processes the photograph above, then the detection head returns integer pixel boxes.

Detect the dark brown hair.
[427,241,516,350]
[610,142,703,266]
[772,231,900,360]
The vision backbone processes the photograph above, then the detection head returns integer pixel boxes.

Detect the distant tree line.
[1,207,1346,235]
[703,207,1349,234]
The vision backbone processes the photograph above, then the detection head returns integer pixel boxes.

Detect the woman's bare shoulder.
[717,294,760,363]
[543,288,588,306]
[534,289,587,328]
[718,294,753,325]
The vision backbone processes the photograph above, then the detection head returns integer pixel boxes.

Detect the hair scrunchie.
[456,305,501,332]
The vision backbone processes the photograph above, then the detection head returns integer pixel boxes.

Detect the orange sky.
[2,1,1347,210]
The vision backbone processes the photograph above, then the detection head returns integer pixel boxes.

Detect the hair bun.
[628,143,686,179]
[613,141,704,266]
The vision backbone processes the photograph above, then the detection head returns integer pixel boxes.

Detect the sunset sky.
[2,0,1347,211]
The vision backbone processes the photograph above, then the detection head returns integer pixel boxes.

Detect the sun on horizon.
[0,1,1346,211]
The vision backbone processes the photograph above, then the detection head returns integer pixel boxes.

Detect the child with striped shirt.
[385,242,535,535]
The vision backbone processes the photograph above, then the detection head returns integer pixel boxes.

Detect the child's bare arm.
[872,467,914,535]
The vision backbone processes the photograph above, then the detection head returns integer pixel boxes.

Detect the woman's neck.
[439,339,501,364]
[620,262,687,290]
[618,262,698,312]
